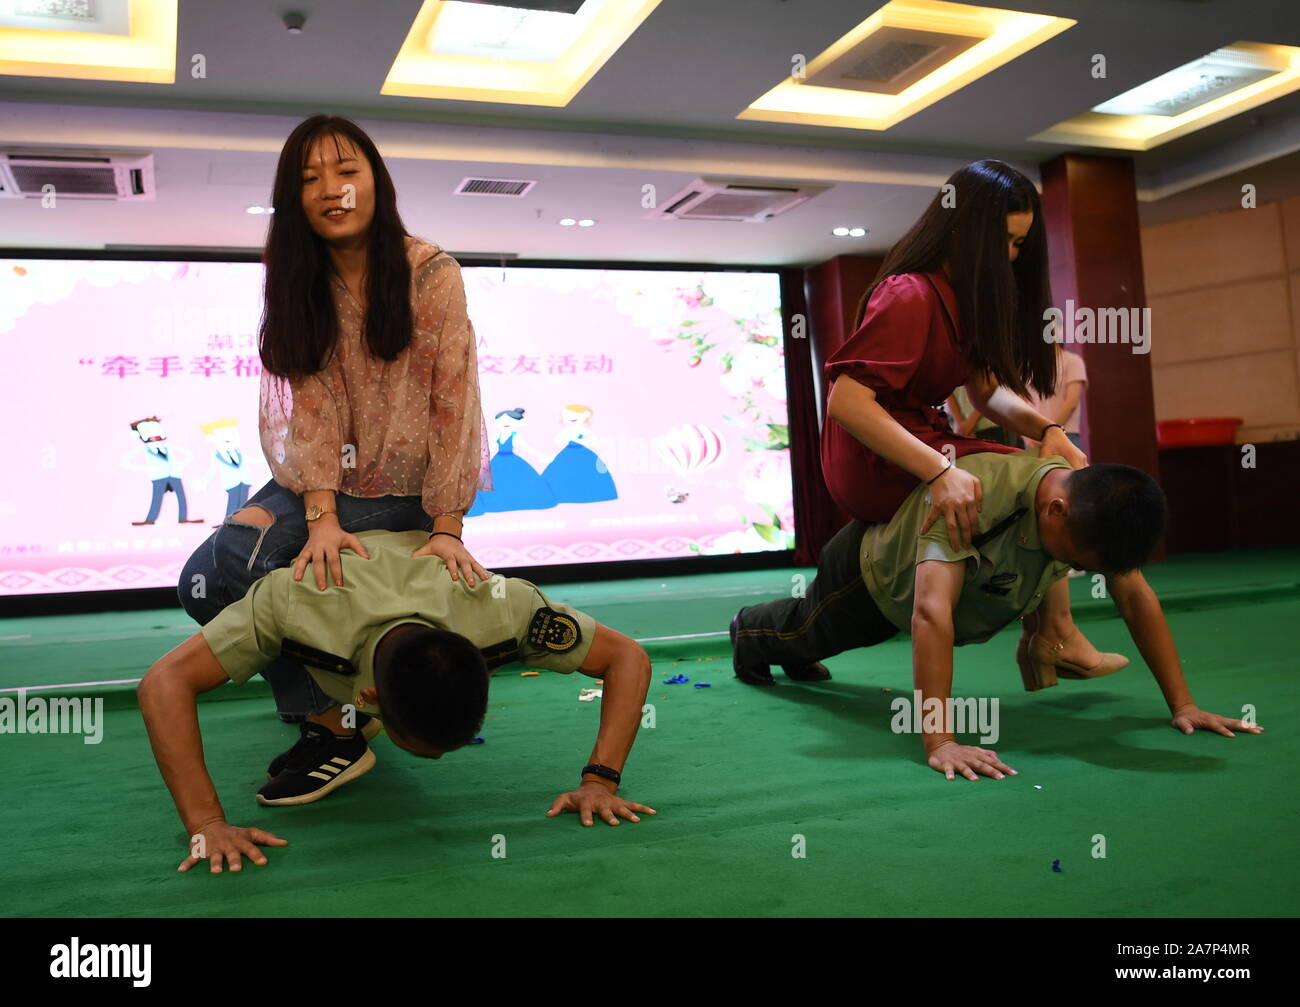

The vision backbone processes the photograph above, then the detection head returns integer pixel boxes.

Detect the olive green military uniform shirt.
[860,452,1074,645]
[201,529,598,718]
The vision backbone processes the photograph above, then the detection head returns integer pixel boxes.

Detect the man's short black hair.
[373,626,489,752]
[1064,464,1168,574]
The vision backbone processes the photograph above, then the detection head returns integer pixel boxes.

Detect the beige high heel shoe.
[1017,633,1056,692]
[1017,630,1129,692]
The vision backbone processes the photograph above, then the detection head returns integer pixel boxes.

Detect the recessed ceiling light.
[383,0,662,107]
[559,217,577,226]
[848,227,867,237]
[1032,41,1300,150]
[738,0,1074,131]
[0,0,130,35]
[832,226,851,236]
[1094,47,1283,117]
[245,206,266,215]
[0,0,177,84]
[429,0,605,63]
[577,218,595,227]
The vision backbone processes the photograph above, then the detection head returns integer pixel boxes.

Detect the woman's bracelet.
[926,459,953,485]
[430,530,462,543]
[1038,422,1064,441]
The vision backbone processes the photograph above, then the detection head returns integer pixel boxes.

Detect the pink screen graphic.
[0,258,793,595]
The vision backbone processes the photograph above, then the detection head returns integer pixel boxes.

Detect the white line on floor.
[0,625,731,693]
[638,630,728,642]
[1,678,142,693]
[0,627,193,647]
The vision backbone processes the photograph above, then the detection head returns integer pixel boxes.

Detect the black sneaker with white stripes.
[256,721,376,807]
[266,715,382,780]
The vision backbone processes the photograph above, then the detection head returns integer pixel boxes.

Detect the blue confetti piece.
[1051,859,1062,872]
[663,674,690,684]
[469,736,486,745]
[694,682,712,688]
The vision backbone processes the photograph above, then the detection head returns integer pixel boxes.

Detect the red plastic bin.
[1156,417,1243,448]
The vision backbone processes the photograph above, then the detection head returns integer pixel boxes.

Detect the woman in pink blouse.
[179,115,492,745]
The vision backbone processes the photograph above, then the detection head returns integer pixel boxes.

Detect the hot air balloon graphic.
[657,424,727,502]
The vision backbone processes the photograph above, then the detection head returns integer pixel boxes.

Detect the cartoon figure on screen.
[193,418,253,520]
[122,417,203,526]
[541,405,618,504]
[465,408,557,516]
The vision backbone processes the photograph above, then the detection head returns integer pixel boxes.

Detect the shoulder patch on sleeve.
[280,638,357,677]
[527,606,581,654]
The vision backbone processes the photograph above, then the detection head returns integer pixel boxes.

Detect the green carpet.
[1,549,1295,917]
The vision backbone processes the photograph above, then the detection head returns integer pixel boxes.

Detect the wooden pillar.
[1039,154,1159,481]
[804,254,885,427]
[803,254,885,537]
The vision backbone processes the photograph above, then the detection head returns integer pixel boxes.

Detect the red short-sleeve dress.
[820,269,1018,523]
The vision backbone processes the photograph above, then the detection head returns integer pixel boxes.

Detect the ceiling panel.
[1,0,1298,259]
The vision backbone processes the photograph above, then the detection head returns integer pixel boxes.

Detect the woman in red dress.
[822,159,1124,679]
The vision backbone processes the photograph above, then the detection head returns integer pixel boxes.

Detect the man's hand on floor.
[927,741,1018,781]
[178,821,288,874]
[546,782,657,826]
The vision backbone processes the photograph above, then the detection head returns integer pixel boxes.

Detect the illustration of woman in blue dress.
[542,405,618,503]
[466,408,557,515]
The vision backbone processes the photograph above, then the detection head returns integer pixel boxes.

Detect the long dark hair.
[259,115,413,378]
[853,159,1055,398]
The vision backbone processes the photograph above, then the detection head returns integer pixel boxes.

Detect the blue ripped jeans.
[177,479,432,721]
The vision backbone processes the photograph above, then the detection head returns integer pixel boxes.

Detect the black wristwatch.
[581,763,621,786]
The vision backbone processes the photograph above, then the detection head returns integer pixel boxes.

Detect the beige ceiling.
[2,0,1299,262]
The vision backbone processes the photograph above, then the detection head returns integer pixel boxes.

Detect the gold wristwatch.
[305,505,336,522]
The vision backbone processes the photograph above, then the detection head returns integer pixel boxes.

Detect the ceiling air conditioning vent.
[807,26,984,95]
[845,41,943,85]
[648,178,829,223]
[0,150,154,200]
[455,176,536,197]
